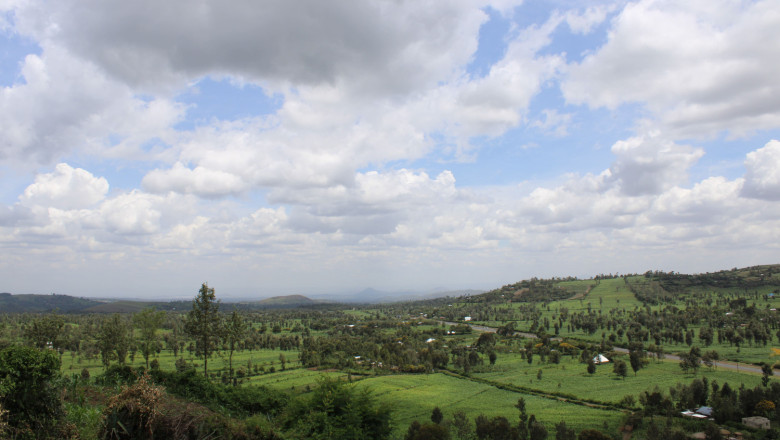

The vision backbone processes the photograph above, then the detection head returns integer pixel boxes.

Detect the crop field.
[245,367,347,391]
[356,372,623,437]
[472,352,767,405]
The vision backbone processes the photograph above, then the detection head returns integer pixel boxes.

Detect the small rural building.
[464,316,472,321]
[696,407,713,418]
[681,411,707,419]
[742,416,770,430]
[593,354,609,364]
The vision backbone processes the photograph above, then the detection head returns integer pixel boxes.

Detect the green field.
[472,352,766,405]
[357,372,623,437]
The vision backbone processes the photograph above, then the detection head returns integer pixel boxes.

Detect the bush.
[97,365,137,387]
[0,345,64,437]
[150,369,288,417]
[282,377,392,440]
[100,373,274,440]
[0,401,8,438]
[100,373,163,439]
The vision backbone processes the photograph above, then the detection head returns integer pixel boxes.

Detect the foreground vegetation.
[2,265,780,439]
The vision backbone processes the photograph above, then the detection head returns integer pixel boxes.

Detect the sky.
[1,0,780,300]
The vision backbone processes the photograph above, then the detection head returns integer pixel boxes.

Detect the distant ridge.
[256,294,316,306]
[0,292,103,313]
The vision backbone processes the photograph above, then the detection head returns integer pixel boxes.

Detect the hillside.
[0,292,102,313]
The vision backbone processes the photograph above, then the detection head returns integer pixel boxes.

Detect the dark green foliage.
[577,429,610,440]
[587,359,596,375]
[184,283,222,377]
[0,292,101,313]
[450,410,473,440]
[150,368,288,417]
[639,387,673,416]
[555,421,576,440]
[406,420,450,440]
[763,362,774,387]
[679,346,701,374]
[97,314,133,368]
[475,415,519,440]
[23,314,64,350]
[432,406,444,424]
[97,364,137,387]
[703,422,722,440]
[613,360,627,379]
[282,376,392,440]
[529,419,548,440]
[475,333,497,351]
[0,345,63,437]
[473,278,575,303]
[100,373,280,440]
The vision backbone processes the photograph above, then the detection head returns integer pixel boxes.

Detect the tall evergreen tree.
[184,283,222,377]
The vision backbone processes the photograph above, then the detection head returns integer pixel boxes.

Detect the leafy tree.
[23,314,64,350]
[629,351,643,376]
[97,313,133,368]
[555,421,575,440]
[223,311,247,378]
[475,415,519,440]
[432,406,444,424]
[679,346,701,374]
[613,360,627,380]
[516,398,528,440]
[701,350,719,370]
[406,421,449,440]
[279,353,287,371]
[283,376,391,439]
[133,307,166,369]
[577,429,610,440]
[0,345,63,436]
[587,358,596,375]
[451,410,473,440]
[762,362,773,387]
[475,333,496,352]
[184,283,222,377]
[528,415,547,440]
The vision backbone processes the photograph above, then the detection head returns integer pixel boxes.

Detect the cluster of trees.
[0,283,314,382]
[402,398,612,440]
[639,376,780,425]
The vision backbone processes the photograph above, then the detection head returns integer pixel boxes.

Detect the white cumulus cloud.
[20,163,108,209]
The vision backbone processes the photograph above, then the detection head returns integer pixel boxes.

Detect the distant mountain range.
[0,287,482,313]
[309,288,485,304]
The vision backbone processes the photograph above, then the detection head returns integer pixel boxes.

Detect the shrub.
[100,373,163,439]
[150,369,288,417]
[100,372,274,440]
[0,345,64,437]
[0,400,8,438]
[282,377,392,440]
[97,365,137,387]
